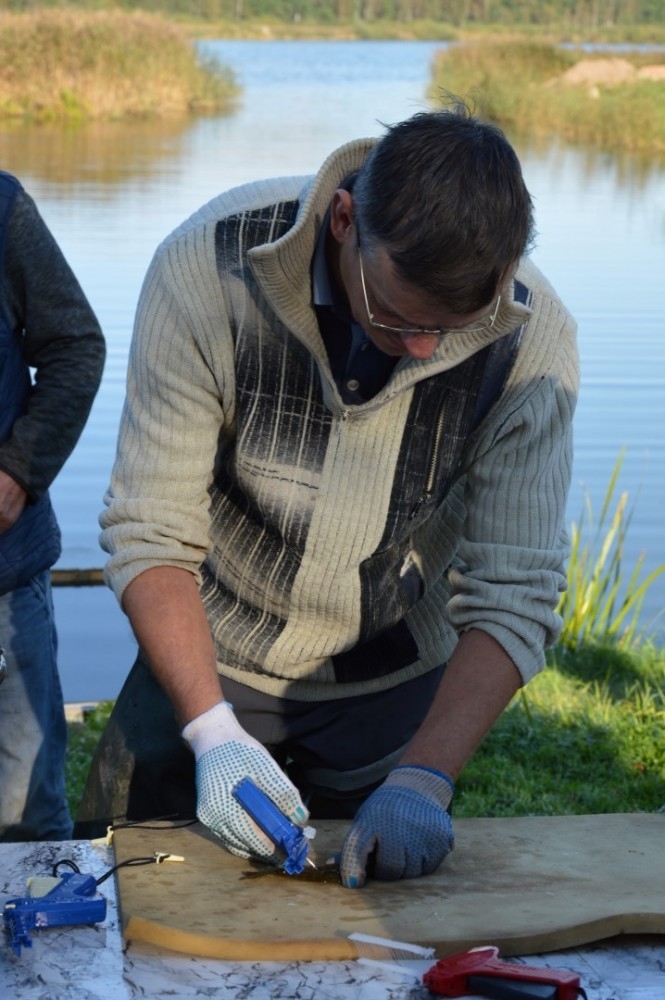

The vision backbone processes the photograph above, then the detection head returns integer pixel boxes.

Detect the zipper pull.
[409,493,432,520]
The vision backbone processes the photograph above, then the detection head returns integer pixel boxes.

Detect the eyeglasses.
[357,248,501,338]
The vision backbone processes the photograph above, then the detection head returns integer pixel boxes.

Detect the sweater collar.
[248,138,533,379]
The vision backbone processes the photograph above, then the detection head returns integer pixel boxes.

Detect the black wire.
[47,816,195,889]
[105,815,197,832]
[45,854,162,887]
[95,856,168,887]
[51,859,80,876]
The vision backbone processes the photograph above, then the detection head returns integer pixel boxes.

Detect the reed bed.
[430,39,665,156]
[0,9,238,121]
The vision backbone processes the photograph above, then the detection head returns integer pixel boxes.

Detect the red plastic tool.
[423,945,585,1000]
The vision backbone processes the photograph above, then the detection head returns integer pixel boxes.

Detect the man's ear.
[329,189,355,245]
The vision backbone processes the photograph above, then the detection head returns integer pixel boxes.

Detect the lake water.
[1,39,663,702]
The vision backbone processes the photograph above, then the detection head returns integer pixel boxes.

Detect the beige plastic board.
[112,813,665,960]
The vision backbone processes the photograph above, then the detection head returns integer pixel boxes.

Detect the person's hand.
[182,701,308,862]
[0,470,27,534]
[339,765,454,888]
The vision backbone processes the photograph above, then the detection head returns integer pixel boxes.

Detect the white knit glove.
[182,701,309,861]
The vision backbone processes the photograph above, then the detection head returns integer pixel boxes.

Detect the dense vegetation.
[1,0,663,30]
[430,39,665,154]
[0,9,238,120]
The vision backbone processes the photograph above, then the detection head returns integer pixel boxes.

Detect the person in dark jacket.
[0,171,105,841]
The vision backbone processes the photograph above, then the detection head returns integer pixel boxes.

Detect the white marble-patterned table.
[1,841,664,999]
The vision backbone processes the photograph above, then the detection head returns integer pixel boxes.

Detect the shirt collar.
[312,209,334,308]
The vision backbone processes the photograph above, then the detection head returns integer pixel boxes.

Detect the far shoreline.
[181,17,665,47]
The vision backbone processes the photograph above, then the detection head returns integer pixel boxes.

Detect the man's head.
[351,101,535,315]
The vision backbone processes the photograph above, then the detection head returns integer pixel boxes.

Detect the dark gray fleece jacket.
[0,171,105,593]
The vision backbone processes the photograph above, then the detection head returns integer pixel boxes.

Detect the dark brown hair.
[352,100,535,312]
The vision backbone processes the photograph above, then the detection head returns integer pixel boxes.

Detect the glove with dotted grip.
[183,701,309,862]
[339,764,454,888]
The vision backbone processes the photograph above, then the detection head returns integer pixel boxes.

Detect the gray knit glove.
[339,765,454,888]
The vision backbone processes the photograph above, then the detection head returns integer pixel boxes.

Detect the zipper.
[409,397,448,520]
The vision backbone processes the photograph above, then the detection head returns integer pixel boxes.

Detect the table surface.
[1,840,664,1000]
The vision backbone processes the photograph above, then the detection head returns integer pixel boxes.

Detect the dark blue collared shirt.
[312,218,399,404]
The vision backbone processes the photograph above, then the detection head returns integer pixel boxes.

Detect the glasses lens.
[359,251,442,336]
[359,248,500,338]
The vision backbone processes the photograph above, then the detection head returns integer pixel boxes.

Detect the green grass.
[456,642,665,817]
[458,455,665,817]
[429,38,665,156]
[0,9,238,121]
[66,702,115,818]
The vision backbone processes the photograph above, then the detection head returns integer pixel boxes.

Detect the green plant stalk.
[558,452,665,651]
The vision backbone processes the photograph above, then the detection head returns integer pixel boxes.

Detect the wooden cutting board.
[112,813,664,960]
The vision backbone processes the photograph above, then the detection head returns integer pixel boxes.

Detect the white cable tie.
[154,852,185,864]
[90,825,114,847]
[348,931,435,959]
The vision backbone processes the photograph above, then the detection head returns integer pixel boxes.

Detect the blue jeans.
[0,571,72,840]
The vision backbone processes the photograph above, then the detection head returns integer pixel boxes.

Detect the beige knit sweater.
[100,139,579,700]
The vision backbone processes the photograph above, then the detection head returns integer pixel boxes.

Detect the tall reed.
[0,9,238,121]
[558,452,665,650]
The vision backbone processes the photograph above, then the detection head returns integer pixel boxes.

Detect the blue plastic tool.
[232,777,315,875]
[3,872,107,956]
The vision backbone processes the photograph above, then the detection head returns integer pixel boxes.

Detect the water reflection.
[0,116,211,189]
[2,117,660,199]
[513,131,665,191]
[1,67,661,199]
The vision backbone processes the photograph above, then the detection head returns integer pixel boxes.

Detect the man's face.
[329,189,499,362]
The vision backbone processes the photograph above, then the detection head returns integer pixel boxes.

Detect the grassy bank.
[185,16,457,41]
[456,641,664,817]
[0,9,238,121]
[184,21,665,156]
[430,39,665,156]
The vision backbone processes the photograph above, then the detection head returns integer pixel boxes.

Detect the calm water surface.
[1,40,663,701]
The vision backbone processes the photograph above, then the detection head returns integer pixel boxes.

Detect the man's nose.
[400,331,440,360]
